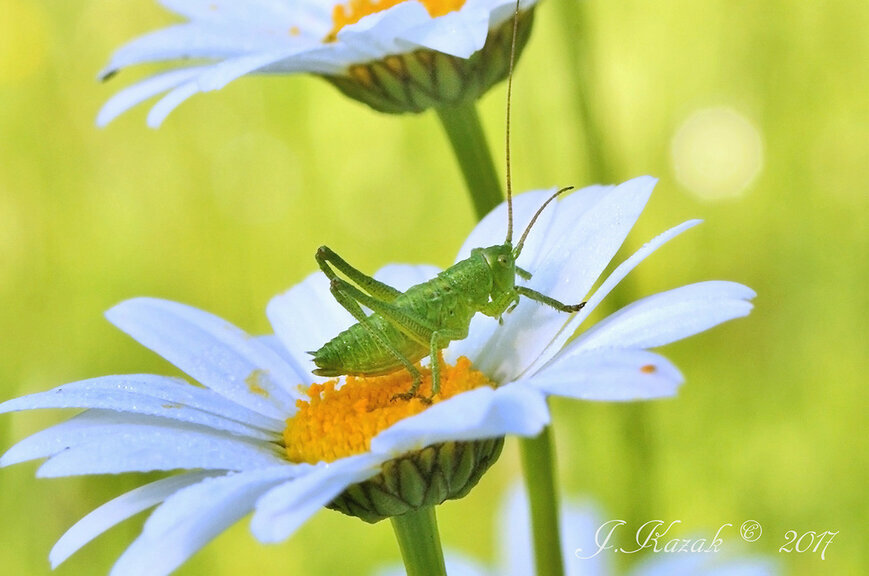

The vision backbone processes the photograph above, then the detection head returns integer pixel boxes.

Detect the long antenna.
[505,0,521,244]
[514,186,574,256]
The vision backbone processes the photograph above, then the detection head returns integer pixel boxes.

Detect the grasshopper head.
[480,244,517,296]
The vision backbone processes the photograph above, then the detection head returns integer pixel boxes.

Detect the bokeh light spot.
[671,107,764,201]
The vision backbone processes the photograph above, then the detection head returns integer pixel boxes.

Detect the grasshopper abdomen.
[312,315,423,378]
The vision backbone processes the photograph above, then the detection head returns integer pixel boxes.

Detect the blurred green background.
[0,0,865,574]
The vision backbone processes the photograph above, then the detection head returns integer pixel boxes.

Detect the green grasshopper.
[309,1,584,399]
[310,188,585,400]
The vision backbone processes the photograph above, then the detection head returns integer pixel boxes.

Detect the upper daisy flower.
[98,0,538,126]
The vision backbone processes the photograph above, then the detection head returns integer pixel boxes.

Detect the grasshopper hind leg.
[325,276,426,399]
[316,246,428,397]
[316,246,401,301]
[316,246,467,401]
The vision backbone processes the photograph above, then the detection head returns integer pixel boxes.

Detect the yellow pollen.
[245,369,270,397]
[326,0,466,41]
[284,356,492,464]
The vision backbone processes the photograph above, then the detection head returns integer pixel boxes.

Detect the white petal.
[258,47,349,75]
[255,334,300,367]
[1,409,278,468]
[515,185,614,273]
[370,385,549,456]
[398,8,489,58]
[525,218,702,376]
[0,374,284,438]
[107,298,302,419]
[35,416,287,477]
[110,467,297,576]
[469,177,658,382]
[101,24,287,78]
[570,281,756,354]
[152,47,316,125]
[195,48,302,91]
[267,271,356,381]
[50,470,219,568]
[146,79,203,127]
[337,2,431,58]
[97,67,206,127]
[251,453,382,543]
[527,349,683,401]
[446,314,499,367]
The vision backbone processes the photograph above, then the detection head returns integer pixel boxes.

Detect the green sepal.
[327,437,504,523]
[321,10,535,114]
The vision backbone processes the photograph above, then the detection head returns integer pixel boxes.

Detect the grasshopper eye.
[497,255,508,265]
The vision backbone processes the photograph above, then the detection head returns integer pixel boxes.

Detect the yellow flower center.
[284,356,493,464]
[326,0,466,41]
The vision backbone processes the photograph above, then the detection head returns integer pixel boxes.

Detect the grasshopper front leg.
[482,290,520,323]
[516,286,586,313]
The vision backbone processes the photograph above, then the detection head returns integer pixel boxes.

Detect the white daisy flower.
[0,176,753,575]
[377,486,779,576]
[0,299,548,574]
[98,0,539,126]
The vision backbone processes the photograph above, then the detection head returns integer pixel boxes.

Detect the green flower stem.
[435,102,504,220]
[519,426,565,576]
[390,506,447,576]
